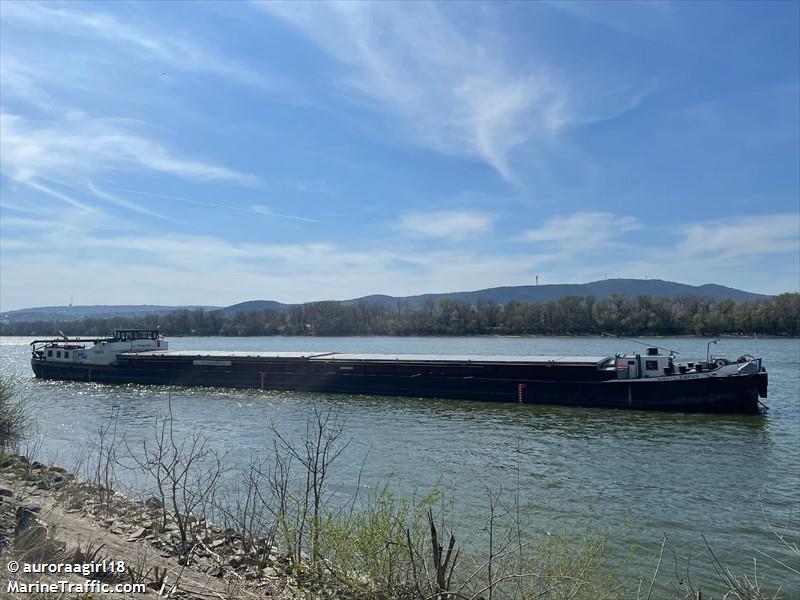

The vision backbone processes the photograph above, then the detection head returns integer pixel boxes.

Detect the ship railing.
[29,336,113,355]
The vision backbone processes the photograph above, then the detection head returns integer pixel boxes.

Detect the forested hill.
[3,279,772,323]
[345,279,772,309]
[3,292,798,338]
[221,278,770,315]
[1,304,219,323]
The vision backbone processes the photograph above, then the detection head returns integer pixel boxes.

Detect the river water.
[2,335,798,594]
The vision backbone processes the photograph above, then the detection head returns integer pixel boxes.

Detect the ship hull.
[30,354,765,414]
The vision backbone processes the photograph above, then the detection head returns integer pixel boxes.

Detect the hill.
[2,279,772,323]
[220,300,290,315]
[344,279,772,309]
[224,279,771,312]
[0,304,219,324]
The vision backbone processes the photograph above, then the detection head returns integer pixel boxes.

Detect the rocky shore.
[0,453,341,599]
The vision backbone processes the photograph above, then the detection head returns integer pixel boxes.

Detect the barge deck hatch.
[122,351,611,367]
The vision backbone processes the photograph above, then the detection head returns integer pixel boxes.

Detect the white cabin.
[31,329,168,365]
[613,347,676,379]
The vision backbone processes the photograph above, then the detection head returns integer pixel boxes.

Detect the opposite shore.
[2,293,799,338]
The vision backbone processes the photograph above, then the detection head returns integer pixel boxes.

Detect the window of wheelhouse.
[56,351,61,358]
[47,350,53,357]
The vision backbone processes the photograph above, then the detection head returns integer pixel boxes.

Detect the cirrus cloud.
[255,1,568,182]
[0,112,260,187]
[523,211,640,253]
[396,210,495,240]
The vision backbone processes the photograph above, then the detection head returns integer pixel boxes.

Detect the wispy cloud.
[676,214,800,260]
[396,210,495,240]
[0,228,548,310]
[544,1,679,43]
[2,210,797,311]
[96,186,319,223]
[523,212,639,253]
[0,1,273,90]
[600,214,800,293]
[256,1,569,181]
[0,113,259,187]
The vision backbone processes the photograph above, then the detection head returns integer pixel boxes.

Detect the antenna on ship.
[601,331,680,356]
[706,339,719,363]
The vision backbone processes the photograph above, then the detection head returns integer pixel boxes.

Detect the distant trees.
[2,293,798,338]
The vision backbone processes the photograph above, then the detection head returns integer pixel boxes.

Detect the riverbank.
[1,451,796,600]
[0,453,316,599]
[0,447,626,600]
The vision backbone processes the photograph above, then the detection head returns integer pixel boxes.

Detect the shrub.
[0,377,31,452]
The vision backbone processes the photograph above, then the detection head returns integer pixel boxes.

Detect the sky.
[0,0,798,311]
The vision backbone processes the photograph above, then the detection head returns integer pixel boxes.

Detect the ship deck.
[122,351,610,367]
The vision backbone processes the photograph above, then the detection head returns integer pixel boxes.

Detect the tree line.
[3,292,798,337]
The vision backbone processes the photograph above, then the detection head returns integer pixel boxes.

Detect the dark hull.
[31,355,766,414]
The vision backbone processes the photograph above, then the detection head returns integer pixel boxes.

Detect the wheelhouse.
[111,329,161,342]
[31,329,167,365]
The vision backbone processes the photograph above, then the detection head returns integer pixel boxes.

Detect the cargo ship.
[30,329,768,413]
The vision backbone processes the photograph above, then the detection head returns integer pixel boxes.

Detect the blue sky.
[1,0,798,311]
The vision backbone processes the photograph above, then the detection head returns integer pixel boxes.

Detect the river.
[1,335,798,595]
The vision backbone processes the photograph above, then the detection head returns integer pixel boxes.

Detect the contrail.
[88,182,175,222]
[2,175,95,213]
[104,185,320,223]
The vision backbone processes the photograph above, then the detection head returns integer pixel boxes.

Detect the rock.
[210,538,226,549]
[31,461,45,470]
[47,466,67,474]
[210,566,224,578]
[262,566,278,578]
[228,556,243,569]
[17,524,47,547]
[35,480,50,491]
[14,506,40,536]
[0,488,12,497]
[145,496,163,509]
[127,526,148,542]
